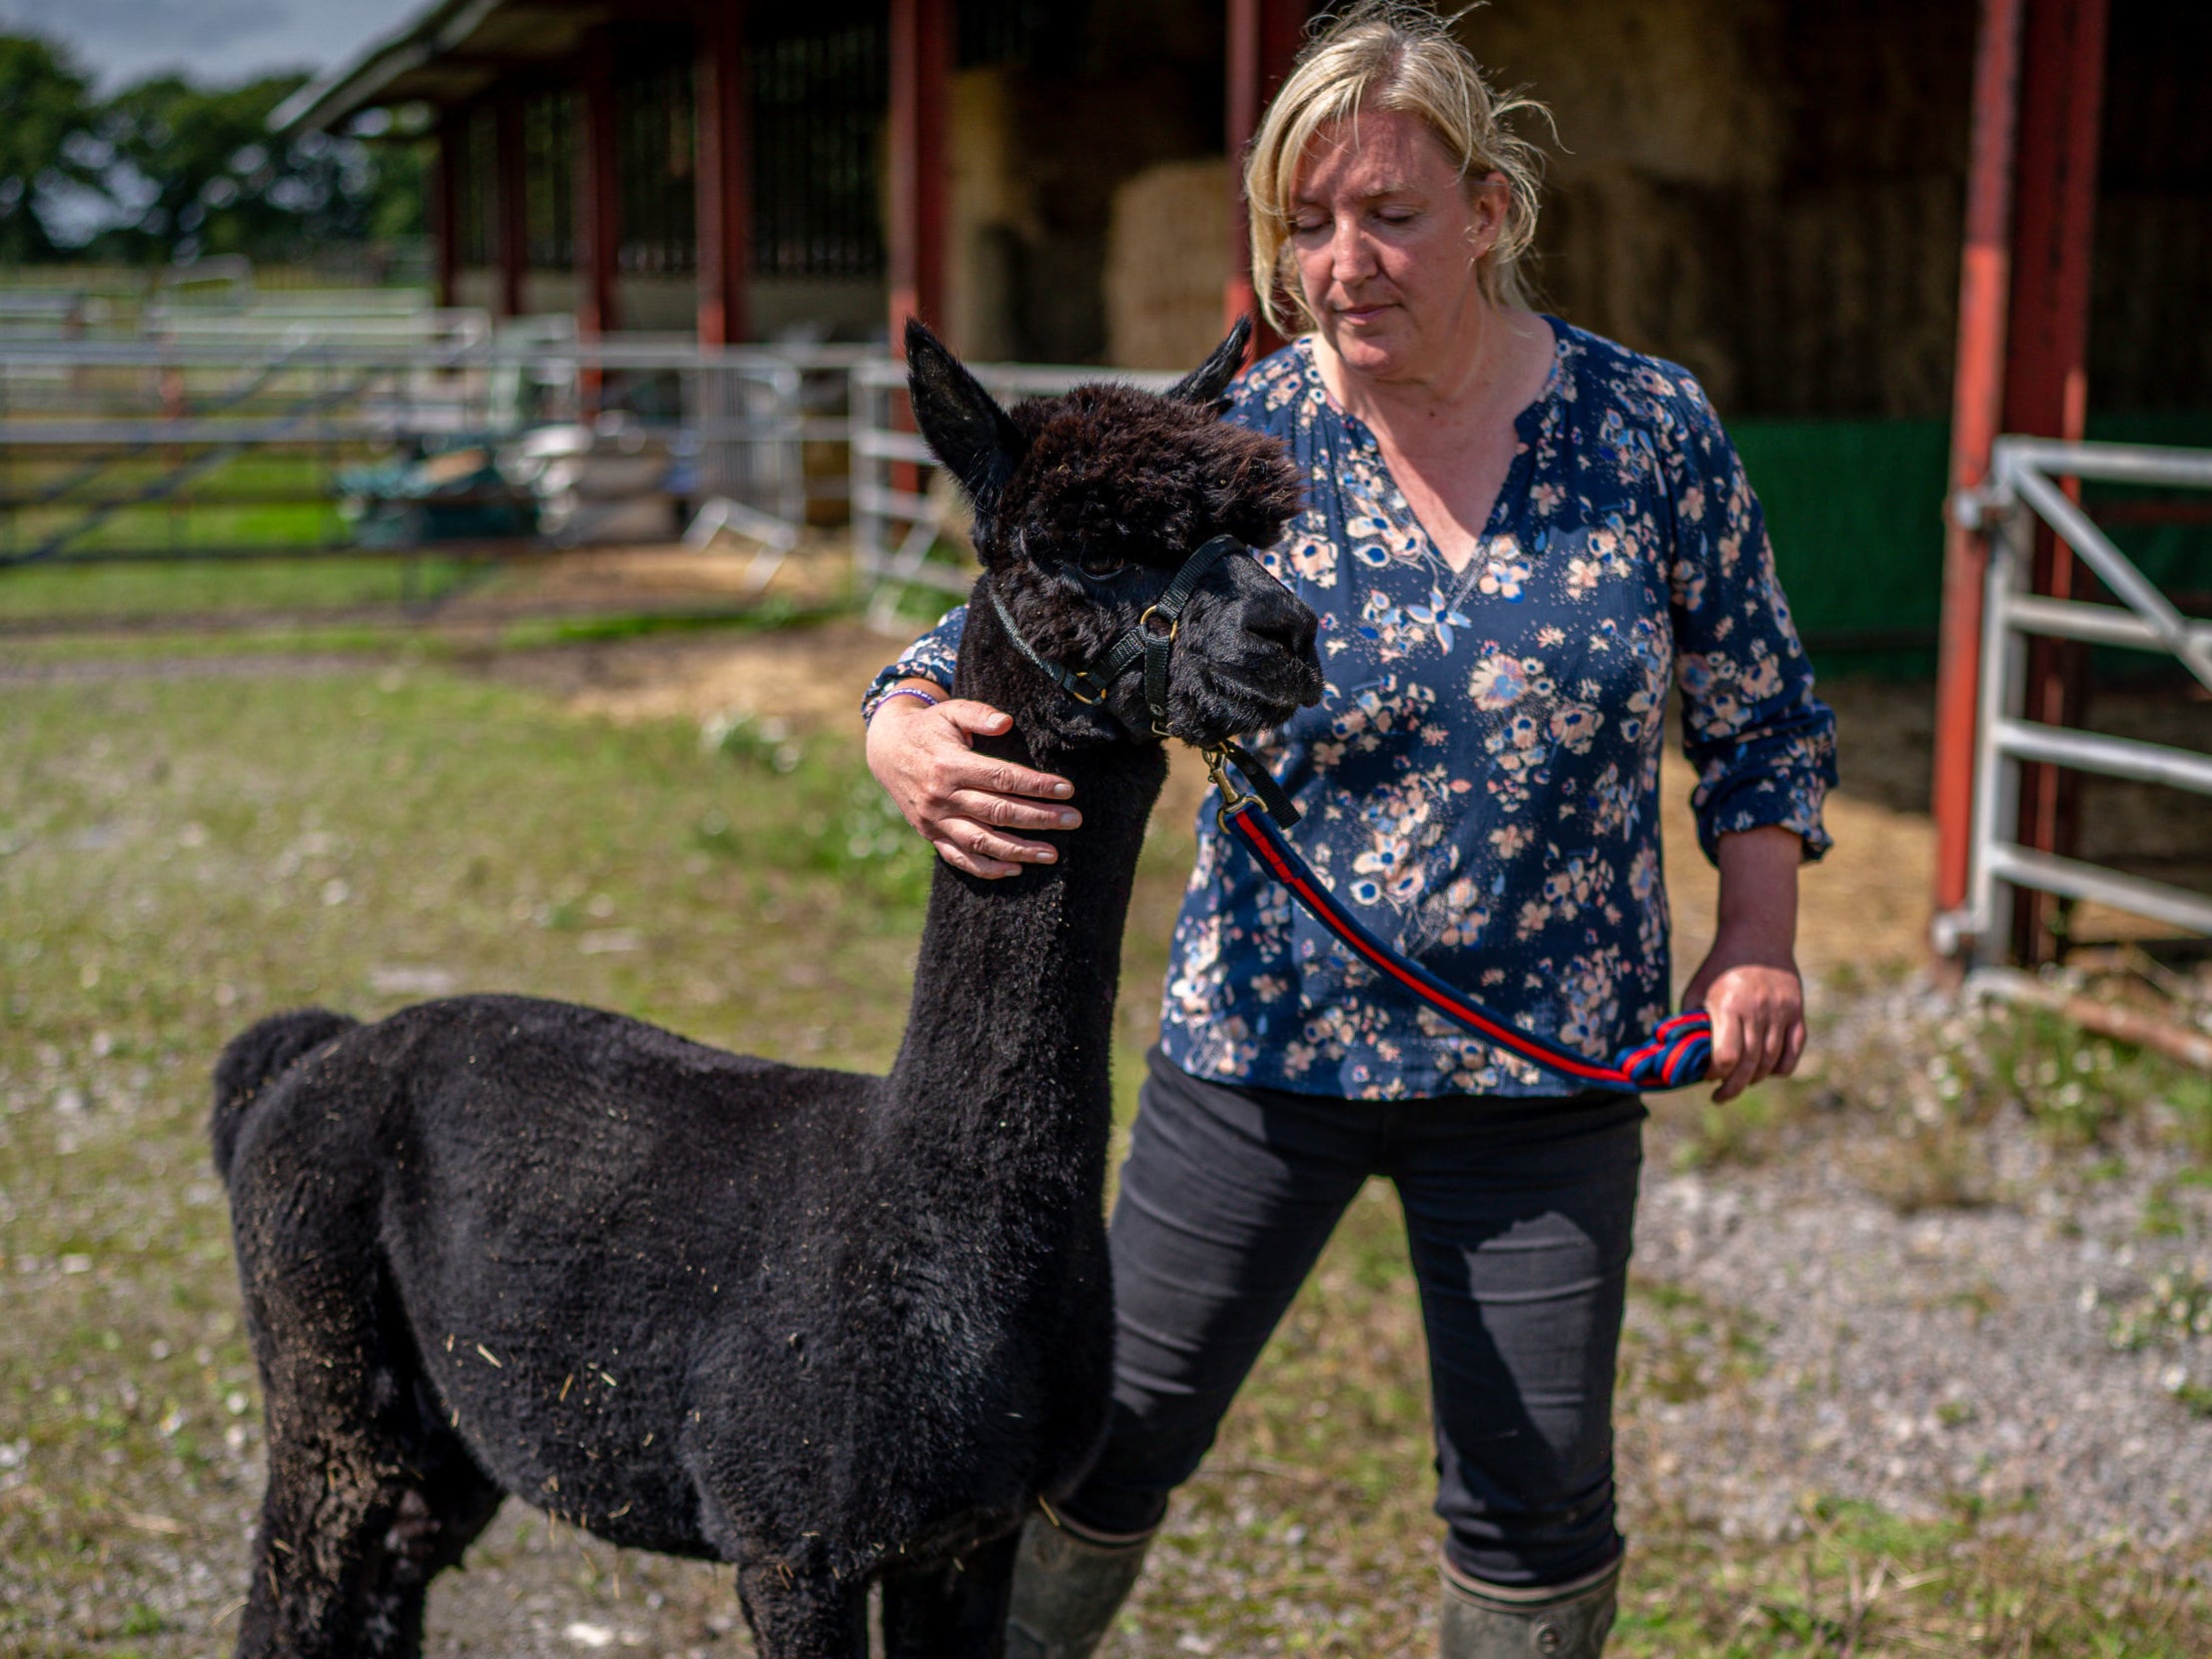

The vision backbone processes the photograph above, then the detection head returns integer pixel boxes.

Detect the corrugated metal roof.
[270,0,612,134]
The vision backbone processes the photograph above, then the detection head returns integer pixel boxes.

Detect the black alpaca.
[212,320,1320,1659]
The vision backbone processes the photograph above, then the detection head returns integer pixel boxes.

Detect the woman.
[863,7,1836,1655]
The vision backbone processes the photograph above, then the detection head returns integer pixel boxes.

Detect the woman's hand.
[1681,825,1807,1104]
[865,681,1079,879]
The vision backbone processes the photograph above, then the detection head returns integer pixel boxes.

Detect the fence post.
[1930,0,2025,965]
[849,367,872,590]
[2000,0,2111,963]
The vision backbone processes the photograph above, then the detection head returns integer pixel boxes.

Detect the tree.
[87,70,424,266]
[96,73,336,264]
[0,29,424,269]
[0,34,98,263]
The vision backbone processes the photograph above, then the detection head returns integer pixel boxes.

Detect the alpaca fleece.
[212,319,1319,1659]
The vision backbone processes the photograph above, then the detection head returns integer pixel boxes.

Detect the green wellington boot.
[1002,1508,1154,1659]
[1439,1555,1621,1658]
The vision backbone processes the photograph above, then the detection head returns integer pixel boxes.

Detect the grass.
[0,552,485,624]
[0,447,436,570]
[2,500,345,561]
[2,649,2207,1654]
[1667,1083,1802,1174]
[1,660,936,1650]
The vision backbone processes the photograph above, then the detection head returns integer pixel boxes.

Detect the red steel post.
[888,0,948,352]
[695,3,751,347]
[1929,0,2026,954]
[431,110,462,309]
[576,40,621,341]
[886,0,948,504]
[1224,0,1309,357]
[2002,0,2109,963]
[495,84,527,319]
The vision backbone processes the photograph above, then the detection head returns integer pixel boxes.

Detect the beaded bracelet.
[865,685,942,724]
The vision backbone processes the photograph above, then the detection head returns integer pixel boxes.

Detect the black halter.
[985,531,1301,825]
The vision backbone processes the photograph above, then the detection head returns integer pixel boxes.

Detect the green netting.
[1732,411,2212,678]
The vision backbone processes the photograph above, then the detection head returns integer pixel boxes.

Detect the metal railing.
[849,356,1177,623]
[5,316,1230,596]
[1934,437,2212,956]
[0,322,866,565]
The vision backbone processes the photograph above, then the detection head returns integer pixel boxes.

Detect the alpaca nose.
[1250,585,1319,662]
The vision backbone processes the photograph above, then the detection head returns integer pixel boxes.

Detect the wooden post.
[576,38,621,340]
[432,109,462,309]
[495,84,527,319]
[1224,0,1308,357]
[1929,0,2026,958]
[2002,0,2109,964]
[695,2,751,347]
[887,0,948,352]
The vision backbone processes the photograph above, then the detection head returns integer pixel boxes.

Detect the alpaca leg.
[236,1420,406,1659]
[232,1284,405,1659]
[881,1529,1023,1659]
[238,1404,500,1659]
[735,1561,869,1659]
[230,1170,474,1659]
[357,1436,505,1659]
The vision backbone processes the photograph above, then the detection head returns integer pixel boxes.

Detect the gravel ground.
[1622,979,2212,1559]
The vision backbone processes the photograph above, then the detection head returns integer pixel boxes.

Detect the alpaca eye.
[1077,551,1125,580]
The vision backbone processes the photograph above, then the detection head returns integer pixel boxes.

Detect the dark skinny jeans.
[1059,1047,1644,1589]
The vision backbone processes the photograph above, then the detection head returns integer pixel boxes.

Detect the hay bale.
[1105,159,1232,371]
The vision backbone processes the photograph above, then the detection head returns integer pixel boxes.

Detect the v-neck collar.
[1301,316,1568,566]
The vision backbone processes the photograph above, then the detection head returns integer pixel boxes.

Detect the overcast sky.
[0,0,426,90]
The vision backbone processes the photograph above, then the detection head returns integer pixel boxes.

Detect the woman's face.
[1288,107,1507,387]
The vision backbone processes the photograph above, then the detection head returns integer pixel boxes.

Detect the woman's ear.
[1466,172,1510,255]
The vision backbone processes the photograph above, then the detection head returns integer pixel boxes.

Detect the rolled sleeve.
[859,605,968,724]
[1661,383,1838,866]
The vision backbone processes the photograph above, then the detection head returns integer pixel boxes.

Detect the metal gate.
[1933,436,2212,956]
[0,322,858,566]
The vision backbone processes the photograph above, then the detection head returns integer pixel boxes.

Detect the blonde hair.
[1243,3,1547,335]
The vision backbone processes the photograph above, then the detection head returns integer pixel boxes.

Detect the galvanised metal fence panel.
[1934,437,2212,957]
[0,324,863,566]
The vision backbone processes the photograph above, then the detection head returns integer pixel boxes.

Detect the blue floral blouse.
[868,319,1838,1100]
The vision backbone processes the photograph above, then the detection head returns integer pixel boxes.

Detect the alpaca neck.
[876,644,1165,1219]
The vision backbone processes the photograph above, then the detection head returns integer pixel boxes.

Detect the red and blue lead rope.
[1207,756,1713,1094]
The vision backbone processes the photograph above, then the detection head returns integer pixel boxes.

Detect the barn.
[279,0,2211,964]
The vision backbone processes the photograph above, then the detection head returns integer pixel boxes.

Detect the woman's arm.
[866,686,1077,879]
[1681,825,1805,1104]
[1657,377,1838,1102]
[861,606,1076,880]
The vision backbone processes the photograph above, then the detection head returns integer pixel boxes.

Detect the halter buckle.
[1202,745,1252,827]
[1139,604,1178,640]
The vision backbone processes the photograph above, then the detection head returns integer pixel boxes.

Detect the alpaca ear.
[904,318,1027,512]
[1165,318,1252,413]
